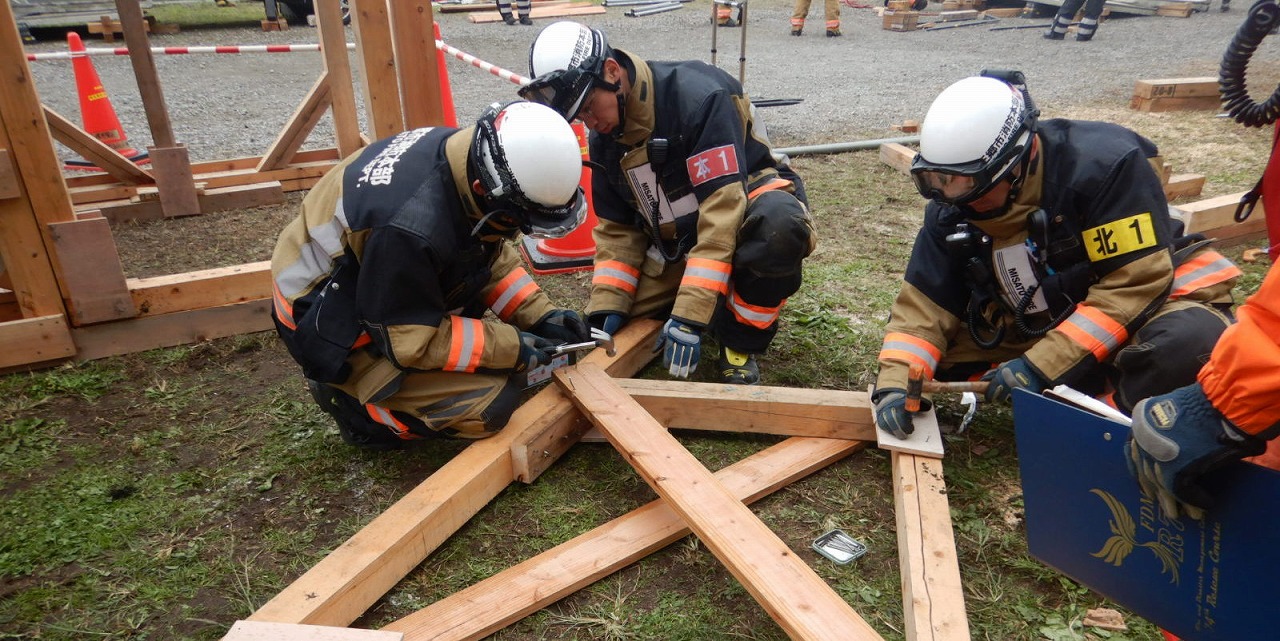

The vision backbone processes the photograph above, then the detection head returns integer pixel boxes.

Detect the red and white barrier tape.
[26,39,529,86]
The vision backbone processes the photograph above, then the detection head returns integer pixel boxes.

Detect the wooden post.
[352,0,404,139]
[115,0,201,217]
[318,0,363,158]
[389,0,446,129]
[893,451,970,641]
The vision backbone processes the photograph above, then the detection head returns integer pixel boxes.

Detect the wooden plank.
[892,452,969,641]
[554,362,884,640]
[148,145,201,217]
[468,3,604,22]
[1155,3,1194,16]
[128,261,270,317]
[352,0,405,140]
[875,403,945,458]
[319,0,364,158]
[384,437,869,641]
[1128,94,1221,113]
[46,217,136,324]
[0,146,16,199]
[70,298,273,361]
[257,73,332,172]
[87,18,149,35]
[223,621,402,641]
[1179,190,1269,240]
[198,181,285,212]
[0,315,76,369]
[1133,77,1219,100]
[616,379,876,440]
[248,320,661,628]
[117,0,176,148]
[42,106,154,184]
[389,0,446,130]
[880,142,915,175]
[1163,173,1205,201]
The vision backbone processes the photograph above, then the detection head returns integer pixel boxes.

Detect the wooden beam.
[248,320,661,628]
[1179,191,1268,241]
[467,3,604,22]
[0,146,17,200]
[128,261,270,317]
[223,621,403,640]
[42,106,154,184]
[1132,77,1219,100]
[879,142,915,175]
[352,0,405,139]
[1163,173,1204,201]
[257,73,332,172]
[390,0,446,129]
[616,379,875,440]
[0,314,76,369]
[70,298,273,361]
[318,0,364,158]
[554,362,884,640]
[384,436,869,641]
[892,451,969,641]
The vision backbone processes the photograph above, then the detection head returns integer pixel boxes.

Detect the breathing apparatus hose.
[1220,0,1280,127]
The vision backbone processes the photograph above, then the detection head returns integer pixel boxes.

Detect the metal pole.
[710,0,719,68]
[738,0,747,85]
[773,134,920,157]
[626,2,683,15]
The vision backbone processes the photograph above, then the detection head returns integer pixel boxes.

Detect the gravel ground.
[20,0,1280,164]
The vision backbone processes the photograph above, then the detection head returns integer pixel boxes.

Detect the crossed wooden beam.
[229,319,969,641]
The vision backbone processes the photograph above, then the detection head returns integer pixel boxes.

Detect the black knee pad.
[735,191,812,280]
[306,379,404,450]
[478,380,523,433]
[1111,306,1231,413]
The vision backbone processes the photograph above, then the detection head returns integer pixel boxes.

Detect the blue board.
[1013,390,1280,640]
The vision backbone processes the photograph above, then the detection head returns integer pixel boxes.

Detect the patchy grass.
[1,91,1276,641]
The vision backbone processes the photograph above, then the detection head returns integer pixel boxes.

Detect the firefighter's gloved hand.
[588,312,626,336]
[514,332,558,373]
[1126,383,1265,520]
[981,357,1048,403]
[872,388,932,440]
[531,309,591,343]
[655,319,702,379]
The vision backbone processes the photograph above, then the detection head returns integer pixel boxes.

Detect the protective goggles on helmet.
[909,129,1032,206]
[518,66,602,122]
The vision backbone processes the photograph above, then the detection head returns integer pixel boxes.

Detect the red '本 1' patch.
[685,144,739,186]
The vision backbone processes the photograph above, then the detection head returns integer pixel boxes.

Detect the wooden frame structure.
[0,0,448,371]
[232,322,970,640]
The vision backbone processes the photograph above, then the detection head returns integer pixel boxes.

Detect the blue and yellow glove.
[981,357,1048,403]
[655,319,702,379]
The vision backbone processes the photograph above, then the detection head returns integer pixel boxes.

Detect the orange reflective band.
[825,20,840,28]
[1057,305,1127,361]
[1171,251,1242,299]
[681,257,731,295]
[271,282,297,331]
[747,178,794,199]
[878,331,941,377]
[485,268,539,321]
[444,316,485,373]
[592,260,640,295]
[365,404,413,439]
[727,290,783,329]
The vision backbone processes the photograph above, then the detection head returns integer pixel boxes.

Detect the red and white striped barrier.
[26,38,528,87]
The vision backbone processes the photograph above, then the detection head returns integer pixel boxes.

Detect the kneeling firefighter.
[872,71,1242,439]
[271,101,592,449]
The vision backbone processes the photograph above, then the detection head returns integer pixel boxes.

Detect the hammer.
[905,363,990,412]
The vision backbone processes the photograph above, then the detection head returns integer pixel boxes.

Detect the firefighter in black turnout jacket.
[519,21,816,385]
[873,73,1242,439]
[271,102,591,448]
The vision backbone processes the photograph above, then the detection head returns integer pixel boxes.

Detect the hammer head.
[591,327,617,357]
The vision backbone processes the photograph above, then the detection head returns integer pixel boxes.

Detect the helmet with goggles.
[520,21,617,121]
[910,75,1037,206]
[470,101,587,239]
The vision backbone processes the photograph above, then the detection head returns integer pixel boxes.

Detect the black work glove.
[514,332,558,373]
[1126,383,1266,520]
[588,312,627,335]
[531,309,591,343]
[872,388,932,440]
[981,357,1048,403]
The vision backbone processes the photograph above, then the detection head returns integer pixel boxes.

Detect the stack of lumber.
[466,0,604,21]
[1130,77,1222,112]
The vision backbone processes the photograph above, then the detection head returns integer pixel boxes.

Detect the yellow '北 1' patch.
[1082,213,1157,262]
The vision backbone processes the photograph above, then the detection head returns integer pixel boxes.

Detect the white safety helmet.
[519,21,616,121]
[910,75,1037,206]
[471,101,587,239]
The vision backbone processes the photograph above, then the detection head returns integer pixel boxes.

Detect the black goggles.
[909,135,1029,206]
[518,67,598,121]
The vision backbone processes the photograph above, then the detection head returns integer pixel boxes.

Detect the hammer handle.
[922,380,989,394]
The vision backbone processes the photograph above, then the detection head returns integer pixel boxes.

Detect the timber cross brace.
[235,319,970,641]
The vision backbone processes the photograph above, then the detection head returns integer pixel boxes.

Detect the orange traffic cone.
[520,120,598,274]
[63,31,149,170]
[434,22,457,128]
